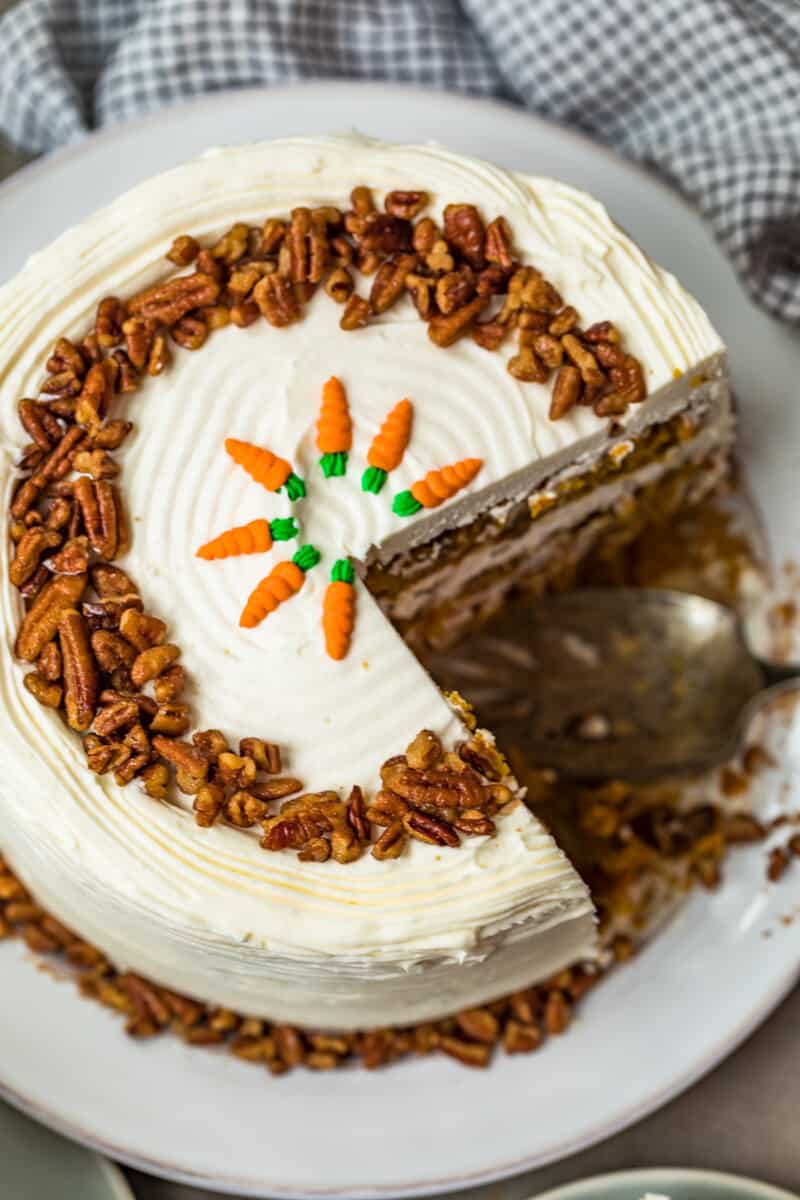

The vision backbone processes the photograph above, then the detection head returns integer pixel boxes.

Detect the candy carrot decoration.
[317,376,352,478]
[322,559,356,660]
[196,517,298,561]
[392,457,483,517]
[225,438,306,501]
[361,398,413,494]
[239,544,320,629]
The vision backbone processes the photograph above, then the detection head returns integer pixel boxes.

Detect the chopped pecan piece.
[331,826,361,863]
[428,295,489,348]
[93,419,133,451]
[484,216,514,270]
[456,1008,499,1044]
[405,273,434,319]
[153,663,186,702]
[347,784,370,842]
[229,300,260,328]
[403,809,459,847]
[381,758,486,810]
[128,273,220,326]
[46,337,87,379]
[166,235,200,267]
[9,527,62,587]
[340,294,371,331]
[46,535,90,576]
[561,333,605,387]
[153,735,208,780]
[15,572,87,662]
[122,317,152,370]
[371,821,406,860]
[412,217,440,255]
[252,274,301,327]
[75,360,115,429]
[73,477,119,559]
[211,223,250,265]
[443,204,485,268]
[350,185,375,217]
[324,266,354,303]
[384,190,428,219]
[508,347,548,383]
[366,789,409,826]
[192,728,229,759]
[471,319,508,351]
[435,268,475,316]
[532,333,564,369]
[90,630,137,671]
[224,791,268,828]
[140,762,170,800]
[406,729,443,770]
[360,212,413,255]
[171,314,207,350]
[370,253,418,314]
[440,1036,491,1068]
[239,736,281,774]
[130,644,180,687]
[261,217,287,255]
[549,364,582,419]
[119,608,167,650]
[95,297,124,348]
[36,639,62,681]
[59,609,99,732]
[582,319,620,343]
[150,703,191,736]
[72,448,119,479]
[23,671,62,708]
[298,837,331,863]
[91,563,139,601]
[19,398,62,449]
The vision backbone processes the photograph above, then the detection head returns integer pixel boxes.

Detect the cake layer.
[0,135,726,1026]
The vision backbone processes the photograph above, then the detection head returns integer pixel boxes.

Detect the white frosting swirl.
[0,135,723,1026]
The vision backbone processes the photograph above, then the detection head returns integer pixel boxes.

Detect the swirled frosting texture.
[0,136,722,1025]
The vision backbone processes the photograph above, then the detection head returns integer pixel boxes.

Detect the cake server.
[432,588,800,781]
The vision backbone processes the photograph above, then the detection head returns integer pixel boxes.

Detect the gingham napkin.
[0,0,797,324]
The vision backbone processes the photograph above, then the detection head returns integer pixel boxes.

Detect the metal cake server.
[431,589,800,782]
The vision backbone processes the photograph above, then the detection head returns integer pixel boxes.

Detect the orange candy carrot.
[239,544,320,629]
[196,517,298,561]
[361,398,413,494]
[392,457,483,517]
[225,438,306,501]
[322,559,356,660]
[317,376,352,478]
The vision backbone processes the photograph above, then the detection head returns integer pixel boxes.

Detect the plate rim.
[0,79,797,1200]
[531,1167,800,1200]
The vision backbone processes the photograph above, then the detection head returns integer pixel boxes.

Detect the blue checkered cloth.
[0,0,797,324]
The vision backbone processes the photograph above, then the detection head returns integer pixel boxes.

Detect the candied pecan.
[253,274,301,327]
[204,304,231,330]
[508,347,548,383]
[593,390,629,417]
[582,319,620,343]
[9,527,62,587]
[425,239,455,274]
[108,349,138,394]
[453,812,496,837]
[403,809,459,847]
[230,299,260,327]
[94,297,123,349]
[350,185,375,217]
[370,253,418,314]
[366,789,410,825]
[550,364,582,419]
[73,477,118,559]
[406,731,443,770]
[384,190,428,219]
[484,216,514,270]
[330,234,354,266]
[19,398,61,449]
[261,811,332,851]
[324,266,354,303]
[456,1008,499,1044]
[347,785,370,843]
[153,663,186,702]
[381,759,486,810]
[121,317,152,370]
[410,216,438,255]
[17,443,45,473]
[331,826,361,864]
[36,639,62,681]
[19,565,50,601]
[40,369,82,400]
[119,608,167,650]
[260,217,287,255]
[59,609,99,732]
[428,294,489,347]
[340,294,371,331]
[15,572,87,662]
[130,644,180,687]
[471,319,508,351]
[547,306,579,336]
[543,990,571,1034]
[724,813,766,844]
[298,837,331,863]
[93,419,133,451]
[503,1019,543,1054]
[216,751,257,788]
[23,671,62,708]
[607,353,646,404]
[228,265,261,297]
[371,821,406,860]
[224,791,269,828]
[561,333,605,387]
[443,204,485,268]
[128,273,220,326]
[153,734,208,780]
[360,212,413,255]
[192,728,229,759]
[440,1036,491,1068]
[75,360,115,429]
[171,314,207,350]
[46,337,87,378]
[211,222,250,265]
[167,235,200,267]
[356,248,380,276]
[11,477,43,521]
[239,737,281,774]
[46,535,90,577]
[532,333,564,369]
[92,698,140,738]
[435,268,475,316]
[29,426,86,493]
[73,448,119,480]
[405,273,434,319]
[286,207,329,284]
[150,703,191,736]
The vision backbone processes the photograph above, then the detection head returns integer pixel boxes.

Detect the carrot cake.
[0,135,730,1031]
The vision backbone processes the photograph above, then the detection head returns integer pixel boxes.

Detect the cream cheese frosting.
[0,135,724,1027]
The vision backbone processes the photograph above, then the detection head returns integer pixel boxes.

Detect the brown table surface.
[0,118,797,1200]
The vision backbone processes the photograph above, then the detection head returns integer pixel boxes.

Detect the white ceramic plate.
[533,1167,800,1200]
[0,83,799,1199]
